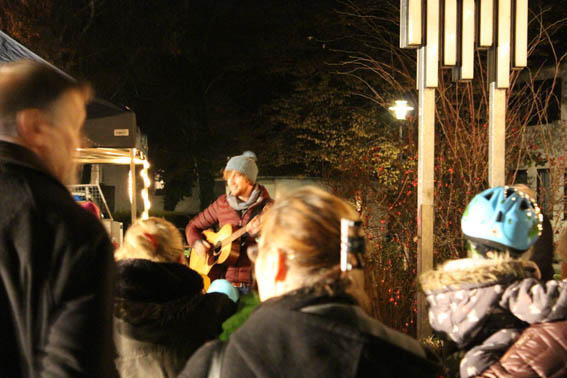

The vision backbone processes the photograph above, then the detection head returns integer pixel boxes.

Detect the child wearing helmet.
[420,186,549,377]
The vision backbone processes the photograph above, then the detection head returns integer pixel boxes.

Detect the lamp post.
[389,100,414,140]
[389,100,414,120]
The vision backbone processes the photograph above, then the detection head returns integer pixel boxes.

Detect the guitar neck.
[221,225,249,247]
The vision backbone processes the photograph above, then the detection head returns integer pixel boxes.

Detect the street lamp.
[389,100,414,141]
[389,100,414,120]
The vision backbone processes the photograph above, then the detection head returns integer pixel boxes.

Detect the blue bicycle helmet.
[461,186,543,255]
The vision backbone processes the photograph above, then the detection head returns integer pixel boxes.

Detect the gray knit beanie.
[225,151,258,183]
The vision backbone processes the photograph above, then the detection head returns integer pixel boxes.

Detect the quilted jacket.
[185,185,272,283]
[478,320,567,377]
[419,257,539,377]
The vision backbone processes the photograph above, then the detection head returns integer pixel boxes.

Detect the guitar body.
[203,224,241,266]
[189,223,241,276]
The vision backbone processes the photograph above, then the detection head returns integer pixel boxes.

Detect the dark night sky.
[1,0,565,207]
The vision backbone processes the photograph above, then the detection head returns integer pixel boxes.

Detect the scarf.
[227,184,261,211]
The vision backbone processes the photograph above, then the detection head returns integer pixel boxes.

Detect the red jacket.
[185,185,272,283]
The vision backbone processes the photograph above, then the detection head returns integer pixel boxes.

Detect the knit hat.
[225,151,258,184]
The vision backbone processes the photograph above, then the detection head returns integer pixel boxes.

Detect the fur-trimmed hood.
[113,260,237,378]
[419,256,540,350]
[115,258,203,303]
[114,259,236,342]
[419,257,540,294]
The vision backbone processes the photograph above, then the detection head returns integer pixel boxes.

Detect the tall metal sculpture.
[400,0,528,337]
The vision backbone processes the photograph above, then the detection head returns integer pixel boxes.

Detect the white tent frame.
[75,147,151,223]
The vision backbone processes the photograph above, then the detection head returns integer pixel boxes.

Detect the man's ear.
[274,248,288,282]
[16,109,47,147]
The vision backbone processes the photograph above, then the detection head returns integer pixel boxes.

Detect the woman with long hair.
[179,187,439,377]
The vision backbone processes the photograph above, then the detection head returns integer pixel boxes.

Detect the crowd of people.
[1,59,567,378]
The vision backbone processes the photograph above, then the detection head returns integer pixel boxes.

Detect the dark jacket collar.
[231,289,438,376]
[0,140,54,179]
[259,288,357,314]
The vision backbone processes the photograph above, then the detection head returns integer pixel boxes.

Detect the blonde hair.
[115,217,184,263]
[259,186,367,303]
[223,169,252,184]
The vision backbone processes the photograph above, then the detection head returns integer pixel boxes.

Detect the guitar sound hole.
[207,254,218,265]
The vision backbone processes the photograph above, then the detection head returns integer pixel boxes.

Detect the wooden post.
[417,60,435,338]
[487,0,512,187]
[489,82,507,186]
[415,0,439,338]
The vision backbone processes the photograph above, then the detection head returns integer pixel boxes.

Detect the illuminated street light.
[389,100,414,120]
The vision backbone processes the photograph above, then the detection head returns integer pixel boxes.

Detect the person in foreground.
[0,60,116,376]
[113,217,236,378]
[420,185,567,377]
[179,186,440,378]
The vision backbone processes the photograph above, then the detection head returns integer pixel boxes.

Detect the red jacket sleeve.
[185,198,221,247]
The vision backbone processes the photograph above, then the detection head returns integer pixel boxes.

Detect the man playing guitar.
[185,151,273,292]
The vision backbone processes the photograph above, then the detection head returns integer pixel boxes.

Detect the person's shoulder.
[1,166,96,230]
[178,339,223,378]
[206,193,228,208]
[257,184,272,199]
[338,304,426,358]
[32,183,112,250]
[357,313,440,375]
[217,193,229,203]
[0,160,58,200]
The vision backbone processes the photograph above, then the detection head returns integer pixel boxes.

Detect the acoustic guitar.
[189,221,255,276]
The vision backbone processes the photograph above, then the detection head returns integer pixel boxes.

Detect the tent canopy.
[0,31,150,222]
[0,30,142,152]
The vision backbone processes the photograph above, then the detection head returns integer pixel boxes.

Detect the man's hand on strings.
[193,239,211,258]
[247,216,262,238]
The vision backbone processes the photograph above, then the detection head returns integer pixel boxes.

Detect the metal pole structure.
[400,0,528,339]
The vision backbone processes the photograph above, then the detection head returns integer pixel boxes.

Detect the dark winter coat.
[185,185,272,283]
[0,141,116,377]
[419,256,567,378]
[529,214,555,281]
[178,291,440,378]
[113,259,236,378]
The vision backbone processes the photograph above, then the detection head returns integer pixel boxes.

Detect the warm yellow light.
[389,100,414,120]
[128,168,133,204]
[140,159,151,220]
